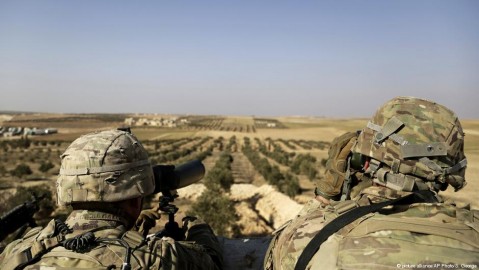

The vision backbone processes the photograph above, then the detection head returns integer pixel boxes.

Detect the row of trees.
[257,138,295,166]
[225,136,237,152]
[289,139,329,150]
[184,118,258,133]
[1,135,328,200]
[145,137,194,151]
[149,137,211,164]
[277,139,297,150]
[145,137,199,156]
[192,144,215,162]
[290,154,318,181]
[0,161,56,178]
[254,138,320,182]
[242,138,300,197]
[0,138,65,151]
[188,151,238,236]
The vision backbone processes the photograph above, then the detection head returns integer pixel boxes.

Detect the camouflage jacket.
[265,186,479,270]
[0,210,222,270]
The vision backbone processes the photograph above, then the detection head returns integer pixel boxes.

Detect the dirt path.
[201,150,221,174]
[231,152,258,184]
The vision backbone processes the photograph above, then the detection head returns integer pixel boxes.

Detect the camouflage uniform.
[0,130,222,270]
[265,97,479,270]
[0,210,221,270]
[265,186,479,269]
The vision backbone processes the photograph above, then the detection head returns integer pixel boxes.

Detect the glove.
[135,208,161,237]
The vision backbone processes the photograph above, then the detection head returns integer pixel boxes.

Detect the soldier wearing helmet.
[0,129,222,270]
[265,97,479,270]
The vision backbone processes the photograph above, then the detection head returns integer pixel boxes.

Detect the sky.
[0,1,478,118]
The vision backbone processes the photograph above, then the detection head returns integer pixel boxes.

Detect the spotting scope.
[152,159,205,194]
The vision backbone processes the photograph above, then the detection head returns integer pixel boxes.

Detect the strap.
[444,158,467,174]
[401,142,448,158]
[5,234,65,270]
[340,157,353,201]
[374,117,404,143]
[122,230,145,249]
[365,158,381,175]
[366,118,407,145]
[391,158,401,173]
[375,168,417,192]
[294,192,425,270]
[60,159,151,176]
[419,157,468,176]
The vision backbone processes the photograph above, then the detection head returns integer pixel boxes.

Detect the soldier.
[0,129,222,270]
[265,96,479,270]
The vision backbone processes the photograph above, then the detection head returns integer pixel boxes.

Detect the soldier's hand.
[135,208,161,237]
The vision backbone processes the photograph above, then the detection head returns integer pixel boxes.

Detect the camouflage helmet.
[57,129,155,206]
[352,96,467,192]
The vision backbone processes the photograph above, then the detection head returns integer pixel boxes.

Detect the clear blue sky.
[1,1,478,118]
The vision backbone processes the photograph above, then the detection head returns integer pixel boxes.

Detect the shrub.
[291,154,318,180]
[189,150,237,236]
[194,145,214,161]
[188,189,236,236]
[202,151,234,191]
[21,137,31,149]
[39,161,55,173]
[279,173,300,197]
[10,164,33,178]
[209,168,233,191]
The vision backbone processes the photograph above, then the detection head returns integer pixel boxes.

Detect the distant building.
[31,128,57,135]
[10,127,23,135]
[124,117,179,128]
[124,118,135,126]
[23,127,34,135]
[1,126,56,137]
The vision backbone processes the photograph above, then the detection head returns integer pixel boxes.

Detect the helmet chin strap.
[340,156,352,201]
